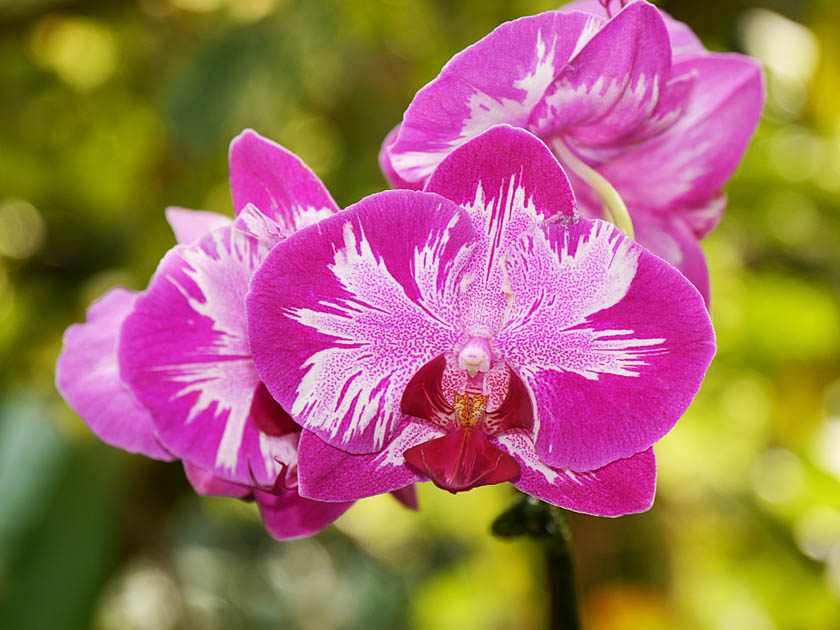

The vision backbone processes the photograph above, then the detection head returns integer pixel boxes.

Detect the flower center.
[400,353,535,494]
[453,391,489,428]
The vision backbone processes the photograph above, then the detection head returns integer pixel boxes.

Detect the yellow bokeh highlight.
[28,15,117,90]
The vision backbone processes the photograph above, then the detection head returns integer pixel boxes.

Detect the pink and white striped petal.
[530,1,672,145]
[165,207,233,245]
[379,125,424,191]
[183,461,252,499]
[229,129,339,231]
[598,53,764,212]
[56,288,174,461]
[388,10,602,186]
[119,226,296,487]
[496,218,714,471]
[256,489,353,540]
[560,0,705,59]
[248,191,476,454]
[425,125,575,334]
[297,422,441,502]
[495,431,656,516]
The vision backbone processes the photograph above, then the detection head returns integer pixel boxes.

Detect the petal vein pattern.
[149,229,267,473]
[499,220,665,380]
[283,216,470,450]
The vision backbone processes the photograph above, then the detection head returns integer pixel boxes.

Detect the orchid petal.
[496,430,656,516]
[119,226,297,486]
[256,489,352,540]
[231,202,287,244]
[599,53,764,211]
[183,461,252,498]
[388,10,602,186]
[165,207,233,245]
[530,1,671,145]
[297,423,441,502]
[390,485,419,510]
[56,288,174,461]
[633,212,711,306]
[424,125,575,333]
[496,218,714,471]
[404,427,520,493]
[560,0,705,58]
[379,124,423,191]
[248,190,476,453]
[228,129,339,230]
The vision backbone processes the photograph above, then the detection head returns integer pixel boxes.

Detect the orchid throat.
[400,340,534,494]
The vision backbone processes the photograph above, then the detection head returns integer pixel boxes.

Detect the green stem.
[551,137,635,240]
[492,494,581,630]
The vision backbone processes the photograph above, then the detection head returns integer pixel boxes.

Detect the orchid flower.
[56,130,407,539]
[379,0,764,303]
[248,126,715,516]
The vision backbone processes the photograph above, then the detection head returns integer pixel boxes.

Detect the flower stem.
[551,137,635,240]
[492,494,581,630]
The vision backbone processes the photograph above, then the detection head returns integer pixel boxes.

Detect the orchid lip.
[399,354,535,493]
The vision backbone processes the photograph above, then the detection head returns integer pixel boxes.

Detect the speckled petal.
[496,218,714,471]
[229,129,339,231]
[425,125,575,334]
[248,190,476,454]
[496,430,656,516]
[56,288,174,461]
[119,226,297,487]
[297,423,441,502]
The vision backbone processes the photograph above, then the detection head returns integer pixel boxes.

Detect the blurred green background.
[2,0,839,628]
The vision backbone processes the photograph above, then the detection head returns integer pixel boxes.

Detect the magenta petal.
[484,367,534,435]
[496,431,656,516]
[560,0,705,58]
[296,423,439,502]
[379,124,424,191]
[400,354,454,427]
[165,207,232,245]
[403,427,520,493]
[228,129,339,231]
[599,53,764,211]
[633,212,711,306]
[56,288,174,461]
[183,461,252,498]
[247,190,476,454]
[388,10,599,186]
[425,125,575,333]
[497,218,714,471]
[256,489,353,540]
[530,1,671,144]
[119,226,296,486]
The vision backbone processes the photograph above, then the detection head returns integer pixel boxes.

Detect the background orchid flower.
[56,129,369,539]
[248,125,715,517]
[379,0,764,303]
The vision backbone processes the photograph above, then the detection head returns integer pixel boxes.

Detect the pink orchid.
[248,126,715,516]
[379,0,764,303]
[56,130,402,539]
